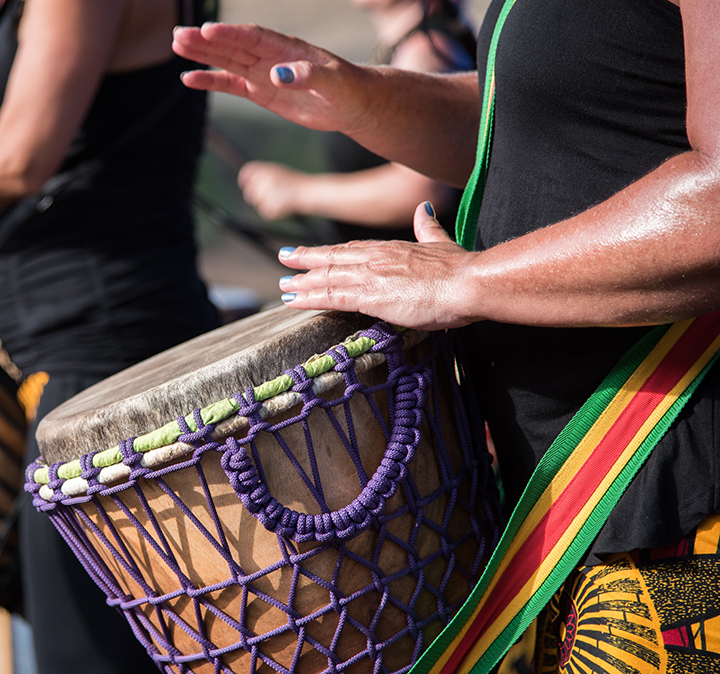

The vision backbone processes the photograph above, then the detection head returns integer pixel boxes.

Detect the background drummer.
[0,1,220,672]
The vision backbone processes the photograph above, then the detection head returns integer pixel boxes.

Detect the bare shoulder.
[389,30,451,74]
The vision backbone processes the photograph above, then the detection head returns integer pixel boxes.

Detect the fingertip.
[199,20,219,36]
[414,201,451,243]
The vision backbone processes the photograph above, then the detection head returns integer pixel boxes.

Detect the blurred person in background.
[238,0,477,242]
[0,0,219,672]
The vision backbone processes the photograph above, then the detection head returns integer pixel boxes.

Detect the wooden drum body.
[27,307,502,674]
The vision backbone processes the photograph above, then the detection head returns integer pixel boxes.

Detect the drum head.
[37,307,376,464]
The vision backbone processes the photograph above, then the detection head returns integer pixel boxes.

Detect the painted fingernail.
[282,292,297,303]
[279,275,294,286]
[424,201,436,218]
[279,246,296,258]
[275,67,295,84]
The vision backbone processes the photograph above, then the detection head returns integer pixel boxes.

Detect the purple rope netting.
[26,324,504,674]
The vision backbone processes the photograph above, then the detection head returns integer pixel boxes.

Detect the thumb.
[414,202,453,244]
[270,60,328,90]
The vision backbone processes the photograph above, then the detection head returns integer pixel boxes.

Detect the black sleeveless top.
[323,2,477,243]
[466,0,720,562]
[0,0,220,376]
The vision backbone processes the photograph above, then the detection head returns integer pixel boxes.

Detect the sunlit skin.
[0,0,178,207]
[173,0,720,331]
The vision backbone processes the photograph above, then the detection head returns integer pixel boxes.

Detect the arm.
[238,160,455,226]
[0,0,128,205]
[276,0,720,331]
[172,23,479,187]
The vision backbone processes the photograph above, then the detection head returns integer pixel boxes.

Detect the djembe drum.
[26,307,502,674]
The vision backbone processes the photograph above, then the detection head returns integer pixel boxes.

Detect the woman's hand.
[172,23,372,136]
[277,202,476,331]
[238,161,307,220]
[172,22,480,186]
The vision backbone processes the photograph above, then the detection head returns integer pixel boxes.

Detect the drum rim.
[28,323,428,501]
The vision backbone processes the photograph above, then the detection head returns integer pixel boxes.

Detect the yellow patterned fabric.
[533,513,720,674]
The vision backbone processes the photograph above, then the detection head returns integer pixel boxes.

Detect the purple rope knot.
[176,409,215,447]
[119,437,150,482]
[24,460,44,495]
[287,365,327,421]
[119,437,139,464]
[80,452,105,495]
[328,344,355,374]
[39,463,68,507]
[47,462,65,493]
[233,388,262,419]
[366,323,403,355]
[287,364,314,393]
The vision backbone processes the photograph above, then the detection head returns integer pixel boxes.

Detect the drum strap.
[453,0,516,250]
[413,1,720,673]
[409,312,720,674]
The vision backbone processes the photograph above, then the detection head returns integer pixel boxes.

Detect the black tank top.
[467,0,720,561]
[0,0,220,375]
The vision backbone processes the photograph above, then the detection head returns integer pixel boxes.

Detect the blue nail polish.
[279,275,294,286]
[282,292,297,303]
[275,67,295,84]
[424,201,436,218]
[279,246,296,258]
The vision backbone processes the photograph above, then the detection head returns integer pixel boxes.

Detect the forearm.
[278,150,720,331]
[461,150,720,328]
[344,68,479,187]
[293,163,454,226]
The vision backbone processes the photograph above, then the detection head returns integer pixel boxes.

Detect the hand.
[172,22,372,135]
[277,202,476,331]
[238,161,307,220]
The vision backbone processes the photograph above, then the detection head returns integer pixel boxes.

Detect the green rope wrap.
[31,332,383,486]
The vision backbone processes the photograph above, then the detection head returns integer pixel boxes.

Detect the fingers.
[277,240,386,271]
[180,69,249,97]
[172,24,276,80]
[414,201,454,243]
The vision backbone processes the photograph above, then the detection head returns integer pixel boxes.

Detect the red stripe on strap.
[439,312,720,674]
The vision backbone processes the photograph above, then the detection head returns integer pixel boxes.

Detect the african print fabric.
[535,512,720,674]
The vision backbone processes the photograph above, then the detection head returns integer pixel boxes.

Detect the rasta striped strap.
[454,0,517,251]
[409,310,720,674]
